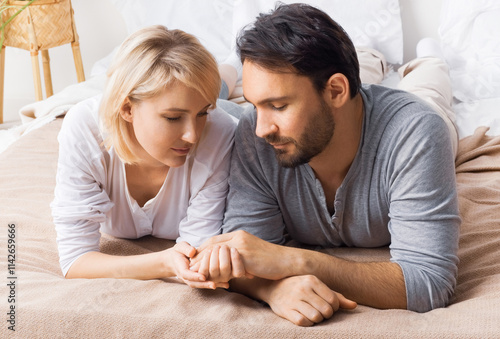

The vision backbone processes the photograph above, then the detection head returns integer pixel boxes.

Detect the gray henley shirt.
[222,83,460,312]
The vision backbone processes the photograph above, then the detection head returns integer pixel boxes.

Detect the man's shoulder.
[362,84,438,118]
[234,107,261,146]
[360,84,451,157]
[362,84,445,133]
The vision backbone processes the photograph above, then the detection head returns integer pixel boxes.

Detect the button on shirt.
[51,95,237,276]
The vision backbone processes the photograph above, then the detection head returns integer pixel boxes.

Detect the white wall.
[2,0,443,124]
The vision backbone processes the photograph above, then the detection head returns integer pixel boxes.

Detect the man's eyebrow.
[243,95,291,105]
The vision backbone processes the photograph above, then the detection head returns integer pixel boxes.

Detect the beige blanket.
[1,119,499,338]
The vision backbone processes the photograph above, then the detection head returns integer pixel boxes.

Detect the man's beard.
[264,99,335,168]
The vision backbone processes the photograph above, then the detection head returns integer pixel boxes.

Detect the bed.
[1,0,500,337]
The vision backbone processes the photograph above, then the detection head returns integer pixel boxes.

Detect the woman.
[51,25,245,288]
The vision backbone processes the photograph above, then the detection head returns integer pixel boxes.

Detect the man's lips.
[269,142,290,149]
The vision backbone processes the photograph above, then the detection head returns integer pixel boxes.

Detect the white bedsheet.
[382,70,500,139]
[454,98,500,139]
[0,75,105,154]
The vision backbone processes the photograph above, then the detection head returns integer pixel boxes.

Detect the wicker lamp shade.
[0,0,85,124]
[2,0,74,52]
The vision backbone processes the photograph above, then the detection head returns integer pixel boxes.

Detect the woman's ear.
[119,98,134,123]
[324,73,350,108]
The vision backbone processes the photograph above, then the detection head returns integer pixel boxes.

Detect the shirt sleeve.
[50,98,114,276]
[176,108,237,247]
[385,111,460,312]
[222,109,287,244]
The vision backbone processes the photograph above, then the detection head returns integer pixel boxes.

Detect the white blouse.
[51,95,237,276]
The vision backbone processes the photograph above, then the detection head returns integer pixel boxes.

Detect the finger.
[303,276,342,318]
[198,249,211,279]
[310,277,338,307]
[176,269,206,282]
[209,245,221,279]
[175,241,197,258]
[190,249,206,266]
[230,247,246,278]
[182,279,216,290]
[218,245,231,280]
[197,232,234,252]
[286,309,314,327]
[295,300,325,325]
[303,292,335,320]
[214,282,230,289]
[170,249,206,282]
[189,261,200,272]
[336,292,357,310]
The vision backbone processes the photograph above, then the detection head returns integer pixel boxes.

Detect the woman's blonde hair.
[100,25,221,164]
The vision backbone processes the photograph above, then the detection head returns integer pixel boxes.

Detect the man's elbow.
[407,276,456,312]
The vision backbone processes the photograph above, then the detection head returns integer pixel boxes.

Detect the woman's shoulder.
[201,106,238,146]
[61,95,102,135]
[58,95,106,157]
[190,106,237,167]
[208,105,238,132]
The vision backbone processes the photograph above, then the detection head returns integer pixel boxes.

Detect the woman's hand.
[168,241,226,289]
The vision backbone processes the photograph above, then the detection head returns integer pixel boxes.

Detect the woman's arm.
[65,241,224,289]
[51,100,224,288]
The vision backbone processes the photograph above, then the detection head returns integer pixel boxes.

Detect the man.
[195,3,460,327]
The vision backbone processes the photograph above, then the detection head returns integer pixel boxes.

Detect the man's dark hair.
[237,3,361,98]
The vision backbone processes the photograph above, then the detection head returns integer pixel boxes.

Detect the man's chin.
[275,151,308,168]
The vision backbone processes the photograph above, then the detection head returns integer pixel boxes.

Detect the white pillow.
[109,0,234,63]
[232,0,403,65]
[439,0,500,102]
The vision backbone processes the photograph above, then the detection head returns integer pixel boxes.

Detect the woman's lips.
[171,147,191,155]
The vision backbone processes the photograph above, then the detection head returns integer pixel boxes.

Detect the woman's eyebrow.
[162,104,211,114]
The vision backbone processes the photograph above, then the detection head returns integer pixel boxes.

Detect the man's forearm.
[196,231,407,309]
[283,246,407,309]
[229,276,274,302]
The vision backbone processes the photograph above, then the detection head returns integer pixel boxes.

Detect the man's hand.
[193,230,293,280]
[264,275,357,327]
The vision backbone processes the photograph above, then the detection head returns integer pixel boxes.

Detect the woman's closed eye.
[164,116,181,122]
[163,110,208,122]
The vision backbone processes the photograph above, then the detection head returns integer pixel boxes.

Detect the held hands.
[168,241,220,289]
[169,241,251,289]
[191,244,253,288]
[173,236,358,327]
[192,230,291,280]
